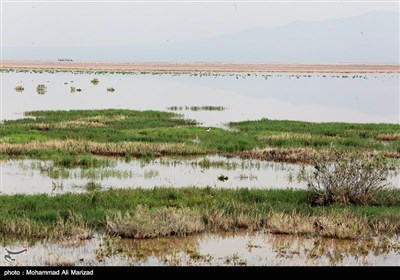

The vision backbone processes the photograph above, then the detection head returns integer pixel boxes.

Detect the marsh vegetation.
[1,70,399,265]
[0,109,399,164]
[303,151,395,206]
[90,78,99,85]
[36,84,47,95]
[1,188,399,242]
[167,106,227,111]
[14,85,24,93]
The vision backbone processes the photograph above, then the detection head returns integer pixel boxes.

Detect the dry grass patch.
[0,213,92,242]
[0,139,207,157]
[204,209,264,231]
[267,212,371,240]
[56,120,107,129]
[257,133,337,142]
[376,134,400,141]
[28,115,130,130]
[106,206,205,238]
[239,148,325,164]
[31,123,51,131]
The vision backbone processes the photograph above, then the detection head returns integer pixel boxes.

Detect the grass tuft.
[106,205,205,238]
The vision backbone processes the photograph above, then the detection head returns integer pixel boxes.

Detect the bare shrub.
[302,151,393,205]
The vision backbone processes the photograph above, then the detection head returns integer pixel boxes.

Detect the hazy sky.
[2,1,399,48]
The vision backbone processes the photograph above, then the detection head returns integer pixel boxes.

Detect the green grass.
[0,109,399,163]
[230,118,400,152]
[0,188,399,240]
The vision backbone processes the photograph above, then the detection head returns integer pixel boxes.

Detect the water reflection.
[0,156,307,194]
[2,72,398,126]
[1,232,398,266]
[1,156,399,195]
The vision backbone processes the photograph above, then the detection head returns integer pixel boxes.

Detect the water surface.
[0,156,306,194]
[1,232,398,266]
[2,71,398,126]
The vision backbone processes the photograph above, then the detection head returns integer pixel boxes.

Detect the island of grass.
[0,109,399,242]
[0,109,399,164]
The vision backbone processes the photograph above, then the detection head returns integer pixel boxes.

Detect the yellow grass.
[0,139,207,157]
[376,134,400,141]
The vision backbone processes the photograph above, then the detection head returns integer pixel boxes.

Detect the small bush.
[302,151,393,206]
[36,84,47,95]
[15,85,24,92]
[91,78,99,85]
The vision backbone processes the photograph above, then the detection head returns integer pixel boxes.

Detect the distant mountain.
[4,11,399,63]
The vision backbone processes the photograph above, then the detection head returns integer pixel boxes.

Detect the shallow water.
[1,156,399,195]
[0,156,307,194]
[2,71,399,267]
[1,232,399,266]
[2,71,399,126]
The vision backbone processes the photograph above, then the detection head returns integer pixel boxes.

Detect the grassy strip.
[1,188,399,241]
[1,109,399,164]
[230,119,400,153]
[1,110,399,150]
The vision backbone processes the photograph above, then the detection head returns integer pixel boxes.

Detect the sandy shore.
[1,60,399,73]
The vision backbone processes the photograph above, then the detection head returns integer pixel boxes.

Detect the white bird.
[206,128,211,132]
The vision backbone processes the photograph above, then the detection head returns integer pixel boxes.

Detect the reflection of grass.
[96,235,202,264]
[79,168,132,180]
[192,158,238,170]
[95,231,400,266]
[269,234,400,266]
[0,188,399,241]
[144,169,159,179]
[224,253,247,266]
[236,173,257,181]
[75,181,103,192]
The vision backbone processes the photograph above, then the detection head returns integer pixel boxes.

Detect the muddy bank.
[2,60,399,73]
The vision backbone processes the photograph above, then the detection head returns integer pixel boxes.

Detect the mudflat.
[1,60,399,73]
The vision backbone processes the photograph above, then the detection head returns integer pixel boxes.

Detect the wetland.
[1,67,399,266]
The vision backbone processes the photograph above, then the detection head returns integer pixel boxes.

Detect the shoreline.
[1,60,399,73]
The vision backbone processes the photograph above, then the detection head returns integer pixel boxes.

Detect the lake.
[2,71,399,126]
